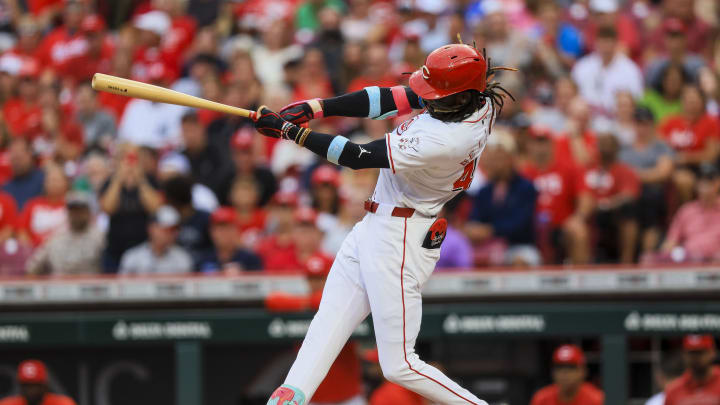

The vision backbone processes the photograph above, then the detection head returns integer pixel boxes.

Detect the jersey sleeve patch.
[387,116,449,173]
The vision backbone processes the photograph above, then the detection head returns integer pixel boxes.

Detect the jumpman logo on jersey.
[358,146,371,158]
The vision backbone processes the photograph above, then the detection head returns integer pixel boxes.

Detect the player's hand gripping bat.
[91,73,259,121]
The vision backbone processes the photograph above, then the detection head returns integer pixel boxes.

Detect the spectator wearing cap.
[619,107,675,255]
[99,145,163,272]
[255,191,299,270]
[0,360,76,405]
[640,63,688,123]
[645,353,685,405]
[554,97,599,169]
[580,134,640,263]
[661,163,720,262]
[196,207,262,273]
[17,164,69,247]
[119,205,193,275]
[571,25,643,114]
[74,81,117,153]
[26,191,104,275]
[665,335,720,405]
[52,121,85,179]
[229,176,267,250]
[659,85,720,205]
[152,0,197,81]
[466,133,540,266]
[530,344,604,405]
[162,175,212,264]
[648,1,713,59]
[309,165,341,230]
[2,138,44,210]
[158,152,218,213]
[291,207,333,273]
[180,111,234,200]
[521,125,592,264]
[226,128,277,206]
[61,14,113,83]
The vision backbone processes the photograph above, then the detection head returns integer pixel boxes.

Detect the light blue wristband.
[327,136,348,165]
[365,86,381,118]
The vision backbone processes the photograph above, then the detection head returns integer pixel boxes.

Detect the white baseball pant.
[283,212,487,405]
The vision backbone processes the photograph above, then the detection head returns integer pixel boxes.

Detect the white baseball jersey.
[373,101,493,216]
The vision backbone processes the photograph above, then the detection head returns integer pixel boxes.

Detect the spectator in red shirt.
[520,126,592,264]
[2,63,42,138]
[227,128,278,206]
[61,14,114,83]
[661,163,720,262]
[660,85,720,204]
[0,190,17,244]
[17,164,68,246]
[97,49,133,120]
[530,344,604,405]
[581,134,640,263]
[35,1,87,76]
[255,191,300,272]
[229,176,267,250]
[0,360,76,405]
[665,335,720,405]
[292,206,333,271]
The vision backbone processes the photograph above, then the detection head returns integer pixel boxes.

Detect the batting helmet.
[409,44,488,100]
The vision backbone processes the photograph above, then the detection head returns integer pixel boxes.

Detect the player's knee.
[379,357,412,385]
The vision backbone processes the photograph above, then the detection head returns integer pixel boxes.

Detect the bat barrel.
[91,73,257,120]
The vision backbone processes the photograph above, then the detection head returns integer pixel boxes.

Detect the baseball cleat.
[266,384,306,405]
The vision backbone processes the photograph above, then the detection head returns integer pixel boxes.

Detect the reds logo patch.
[396,115,420,136]
[422,218,448,249]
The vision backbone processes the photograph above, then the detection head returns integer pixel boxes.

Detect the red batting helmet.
[409,44,488,100]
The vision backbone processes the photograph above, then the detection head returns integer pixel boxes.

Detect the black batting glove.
[254,106,301,141]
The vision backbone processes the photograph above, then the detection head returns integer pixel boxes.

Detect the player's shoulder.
[0,396,24,405]
[530,384,557,403]
[44,394,77,405]
[664,373,688,396]
[579,382,604,403]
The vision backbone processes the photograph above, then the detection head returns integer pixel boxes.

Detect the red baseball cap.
[553,344,586,366]
[294,206,318,225]
[231,128,254,150]
[81,14,106,33]
[311,165,340,187]
[304,254,331,278]
[663,18,687,35]
[18,59,40,79]
[683,335,716,351]
[528,125,554,140]
[211,206,237,225]
[17,360,48,384]
[272,191,299,207]
[61,123,85,147]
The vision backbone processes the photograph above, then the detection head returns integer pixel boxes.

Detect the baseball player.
[255,43,514,405]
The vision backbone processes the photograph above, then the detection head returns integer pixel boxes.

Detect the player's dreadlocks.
[424,44,516,124]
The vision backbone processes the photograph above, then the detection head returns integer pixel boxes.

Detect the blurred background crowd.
[0,0,719,276]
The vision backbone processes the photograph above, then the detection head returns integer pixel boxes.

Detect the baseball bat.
[91,73,258,120]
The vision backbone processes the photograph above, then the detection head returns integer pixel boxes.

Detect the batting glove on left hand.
[279,99,324,125]
[254,106,303,140]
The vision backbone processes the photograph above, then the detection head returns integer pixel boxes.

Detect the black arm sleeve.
[322,87,423,118]
[303,131,389,170]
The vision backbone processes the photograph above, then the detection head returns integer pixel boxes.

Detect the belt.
[364,200,417,218]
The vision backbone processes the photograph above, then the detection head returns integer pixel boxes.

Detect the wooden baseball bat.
[91,73,258,120]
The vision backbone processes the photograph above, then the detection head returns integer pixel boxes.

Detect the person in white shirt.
[571,25,643,115]
[119,205,193,275]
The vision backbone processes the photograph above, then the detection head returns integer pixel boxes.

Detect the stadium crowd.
[0,0,719,275]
